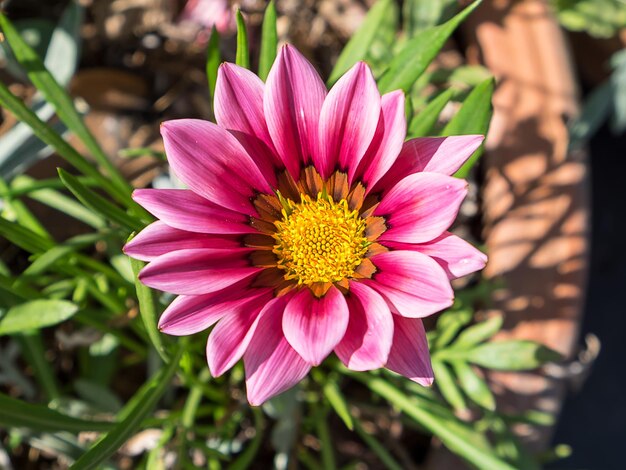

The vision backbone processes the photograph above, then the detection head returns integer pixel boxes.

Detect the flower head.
[124,45,487,405]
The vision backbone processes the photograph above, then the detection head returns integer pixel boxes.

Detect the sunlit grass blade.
[235,10,250,69]
[0,80,127,206]
[453,315,503,348]
[408,88,454,137]
[444,77,495,178]
[129,253,169,362]
[258,1,277,81]
[0,392,114,433]
[451,361,496,411]
[71,345,183,470]
[352,373,516,470]
[13,175,106,229]
[432,360,467,412]
[58,168,143,232]
[206,26,220,104]
[0,299,78,335]
[0,217,53,253]
[0,12,131,203]
[328,0,393,86]
[322,379,353,430]
[23,232,108,277]
[377,0,481,93]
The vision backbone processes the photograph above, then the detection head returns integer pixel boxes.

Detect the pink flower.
[124,45,487,405]
[179,0,235,36]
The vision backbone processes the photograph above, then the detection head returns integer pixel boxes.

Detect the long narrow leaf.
[444,77,494,178]
[353,374,516,470]
[408,88,454,137]
[129,254,168,362]
[0,217,53,253]
[377,0,481,93]
[14,175,106,229]
[58,168,142,232]
[328,0,393,86]
[235,10,249,69]
[206,26,220,103]
[0,80,125,205]
[451,361,496,411]
[322,379,353,430]
[0,392,113,433]
[258,1,277,81]
[71,346,183,470]
[0,299,78,335]
[0,12,131,203]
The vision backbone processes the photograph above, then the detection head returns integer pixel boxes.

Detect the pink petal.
[158,282,268,335]
[383,232,487,280]
[375,172,468,244]
[133,189,255,235]
[316,62,380,179]
[355,90,406,189]
[335,282,393,371]
[206,289,274,376]
[283,286,349,366]
[244,296,311,406]
[264,45,327,179]
[161,119,273,215]
[139,248,262,295]
[124,221,228,261]
[215,63,271,147]
[386,315,433,386]
[365,250,453,318]
[214,64,282,176]
[373,135,484,193]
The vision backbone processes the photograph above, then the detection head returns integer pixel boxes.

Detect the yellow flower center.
[273,194,369,285]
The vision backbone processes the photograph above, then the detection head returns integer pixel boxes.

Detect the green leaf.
[444,77,494,178]
[0,217,52,254]
[23,232,107,277]
[13,175,106,229]
[377,0,481,93]
[0,392,113,433]
[322,379,353,431]
[408,88,454,137]
[58,168,142,232]
[451,361,496,410]
[71,346,183,470]
[235,10,249,69]
[315,407,337,470]
[0,80,125,206]
[129,253,169,362]
[0,299,78,335]
[402,0,458,36]
[453,315,503,348]
[327,0,394,86]
[432,360,466,412]
[433,308,473,349]
[353,374,516,470]
[0,12,132,204]
[258,0,277,81]
[467,341,562,371]
[206,26,220,103]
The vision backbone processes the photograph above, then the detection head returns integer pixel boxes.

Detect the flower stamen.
[273,194,369,285]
